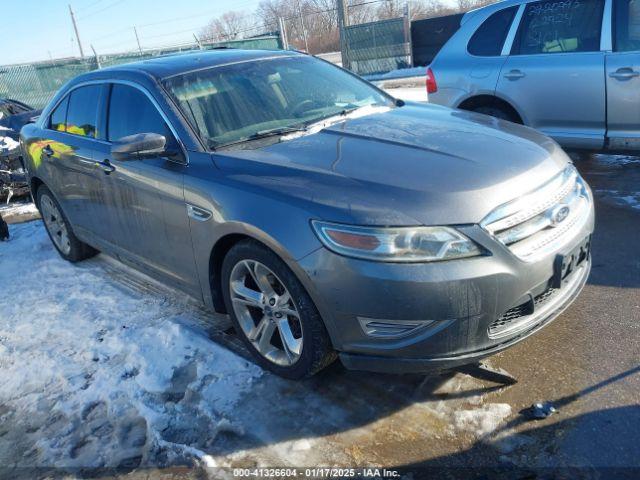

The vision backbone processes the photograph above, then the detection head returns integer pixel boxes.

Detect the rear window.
[65,85,101,138]
[468,7,518,56]
[512,0,604,55]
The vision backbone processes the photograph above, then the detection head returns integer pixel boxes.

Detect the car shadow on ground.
[394,366,640,479]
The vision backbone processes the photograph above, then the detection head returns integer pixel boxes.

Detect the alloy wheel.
[229,259,303,366]
[40,194,71,255]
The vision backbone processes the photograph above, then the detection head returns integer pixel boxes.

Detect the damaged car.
[21,50,594,379]
[0,98,40,203]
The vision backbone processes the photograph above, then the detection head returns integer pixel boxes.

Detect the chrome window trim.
[40,79,188,165]
[502,3,526,56]
[601,0,613,51]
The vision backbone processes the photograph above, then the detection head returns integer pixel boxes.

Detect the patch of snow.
[595,189,640,210]
[385,86,428,103]
[364,66,427,82]
[592,154,640,166]
[0,134,20,152]
[0,201,39,218]
[453,403,512,437]
[0,221,262,468]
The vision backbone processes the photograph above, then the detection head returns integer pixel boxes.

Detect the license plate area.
[552,235,591,288]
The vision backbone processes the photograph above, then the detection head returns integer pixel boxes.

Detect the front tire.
[221,240,336,379]
[37,186,97,262]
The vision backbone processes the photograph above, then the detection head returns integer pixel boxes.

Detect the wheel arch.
[206,224,323,317]
[29,176,45,204]
[457,94,524,124]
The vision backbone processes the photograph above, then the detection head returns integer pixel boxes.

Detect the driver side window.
[107,83,176,147]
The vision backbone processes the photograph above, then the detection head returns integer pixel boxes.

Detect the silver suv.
[428,0,640,152]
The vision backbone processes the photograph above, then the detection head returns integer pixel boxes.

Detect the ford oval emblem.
[550,205,571,226]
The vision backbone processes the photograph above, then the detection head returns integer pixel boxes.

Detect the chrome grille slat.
[481,165,591,261]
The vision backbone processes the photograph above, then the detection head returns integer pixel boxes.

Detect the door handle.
[504,70,526,80]
[96,159,116,175]
[609,68,639,80]
[42,145,54,157]
[186,204,212,222]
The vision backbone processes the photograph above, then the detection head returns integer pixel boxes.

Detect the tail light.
[426,67,438,94]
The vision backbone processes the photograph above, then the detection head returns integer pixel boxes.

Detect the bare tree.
[200,11,254,43]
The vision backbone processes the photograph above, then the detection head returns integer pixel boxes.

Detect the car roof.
[81,49,302,81]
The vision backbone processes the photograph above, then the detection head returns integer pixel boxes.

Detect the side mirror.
[111,133,166,161]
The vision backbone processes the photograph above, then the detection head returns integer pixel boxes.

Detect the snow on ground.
[384,86,428,103]
[0,221,262,470]
[0,220,519,473]
[0,135,20,152]
[0,200,39,222]
[364,66,427,82]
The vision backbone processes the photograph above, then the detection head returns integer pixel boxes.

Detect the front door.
[496,0,607,149]
[95,82,200,298]
[605,0,640,150]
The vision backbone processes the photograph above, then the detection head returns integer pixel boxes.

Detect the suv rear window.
[512,0,604,55]
[468,7,518,56]
[65,85,101,138]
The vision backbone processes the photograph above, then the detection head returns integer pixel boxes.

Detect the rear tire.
[471,105,520,123]
[221,239,336,379]
[37,186,97,263]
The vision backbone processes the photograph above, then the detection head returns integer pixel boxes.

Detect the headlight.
[311,221,483,262]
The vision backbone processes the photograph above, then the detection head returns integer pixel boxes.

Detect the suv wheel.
[37,186,97,262]
[221,240,336,379]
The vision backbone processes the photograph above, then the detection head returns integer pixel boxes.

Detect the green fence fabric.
[344,18,410,75]
[0,36,282,109]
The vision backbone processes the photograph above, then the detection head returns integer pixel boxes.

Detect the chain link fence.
[0,35,282,109]
[343,17,411,76]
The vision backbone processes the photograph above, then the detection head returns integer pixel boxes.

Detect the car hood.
[214,103,571,226]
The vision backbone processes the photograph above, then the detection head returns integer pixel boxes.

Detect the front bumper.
[297,207,594,374]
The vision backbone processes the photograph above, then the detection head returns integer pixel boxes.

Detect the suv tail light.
[426,67,438,94]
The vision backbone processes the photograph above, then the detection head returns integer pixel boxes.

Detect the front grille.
[489,284,559,337]
[481,165,591,261]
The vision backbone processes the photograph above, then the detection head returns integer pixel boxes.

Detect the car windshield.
[163,55,393,149]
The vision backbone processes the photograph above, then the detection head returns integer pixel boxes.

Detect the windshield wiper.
[211,125,307,149]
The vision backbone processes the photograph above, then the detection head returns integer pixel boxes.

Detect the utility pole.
[336,0,350,70]
[278,17,289,50]
[68,4,85,58]
[403,2,413,67]
[296,0,309,52]
[134,27,143,54]
[193,33,203,49]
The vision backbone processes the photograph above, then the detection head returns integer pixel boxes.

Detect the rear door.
[605,0,640,150]
[38,84,112,238]
[496,0,607,149]
[93,82,200,297]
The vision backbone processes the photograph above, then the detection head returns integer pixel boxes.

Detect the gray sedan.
[21,50,594,378]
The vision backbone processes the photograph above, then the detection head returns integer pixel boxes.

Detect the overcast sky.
[2,0,265,65]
